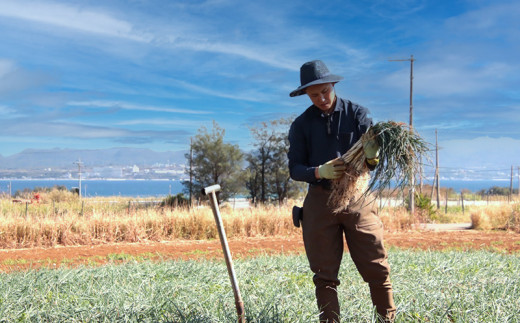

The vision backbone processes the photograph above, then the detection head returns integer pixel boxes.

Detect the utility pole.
[189,137,193,206]
[510,165,514,203]
[74,159,84,200]
[389,54,415,214]
[435,130,440,209]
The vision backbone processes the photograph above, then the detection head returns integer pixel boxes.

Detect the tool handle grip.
[201,184,221,195]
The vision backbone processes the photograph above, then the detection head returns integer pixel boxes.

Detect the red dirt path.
[1,230,519,272]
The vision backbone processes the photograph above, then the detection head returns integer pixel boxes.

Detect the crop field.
[1,191,520,321]
[0,250,519,322]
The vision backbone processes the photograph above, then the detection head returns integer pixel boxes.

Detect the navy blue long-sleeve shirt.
[288,97,373,185]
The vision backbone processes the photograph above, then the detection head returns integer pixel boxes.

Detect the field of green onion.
[1,249,519,322]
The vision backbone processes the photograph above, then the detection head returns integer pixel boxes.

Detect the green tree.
[246,121,274,203]
[245,153,262,204]
[486,186,509,196]
[183,121,244,203]
[246,117,304,204]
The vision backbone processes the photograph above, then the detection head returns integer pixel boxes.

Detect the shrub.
[160,193,189,208]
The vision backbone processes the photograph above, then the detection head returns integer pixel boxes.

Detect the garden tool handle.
[202,184,246,323]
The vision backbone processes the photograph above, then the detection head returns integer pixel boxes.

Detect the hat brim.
[289,74,343,97]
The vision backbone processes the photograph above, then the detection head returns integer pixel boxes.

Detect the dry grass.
[379,206,417,232]
[0,196,300,248]
[470,204,520,232]
[1,187,518,248]
[0,195,416,248]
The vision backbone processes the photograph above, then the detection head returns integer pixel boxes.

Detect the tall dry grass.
[470,204,520,232]
[0,196,415,249]
[2,188,517,248]
[379,206,417,231]
[0,196,300,248]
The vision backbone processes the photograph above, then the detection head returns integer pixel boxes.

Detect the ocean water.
[423,179,515,193]
[1,178,517,197]
[0,179,185,197]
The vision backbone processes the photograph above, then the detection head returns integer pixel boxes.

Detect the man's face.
[305,83,336,112]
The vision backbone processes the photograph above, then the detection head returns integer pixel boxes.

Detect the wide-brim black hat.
[289,60,343,97]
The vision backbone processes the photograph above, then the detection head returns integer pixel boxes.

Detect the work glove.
[362,129,380,166]
[317,158,346,179]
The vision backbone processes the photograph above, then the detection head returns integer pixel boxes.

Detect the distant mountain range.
[0,148,187,169]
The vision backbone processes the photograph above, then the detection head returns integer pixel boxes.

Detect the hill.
[0,148,186,169]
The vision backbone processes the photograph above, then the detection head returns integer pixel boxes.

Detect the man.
[288,60,396,322]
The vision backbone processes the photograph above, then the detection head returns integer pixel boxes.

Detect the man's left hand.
[363,129,380,165]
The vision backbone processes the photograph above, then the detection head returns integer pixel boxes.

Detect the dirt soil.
[1,229,519,272]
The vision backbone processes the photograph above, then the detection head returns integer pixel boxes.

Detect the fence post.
[461,192,465,214]
[445,191,448,214]
[25,202,28,218]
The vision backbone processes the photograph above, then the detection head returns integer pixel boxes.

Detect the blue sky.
[0,0,519,180]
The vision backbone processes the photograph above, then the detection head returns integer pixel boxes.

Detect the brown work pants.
[302,185,396,322]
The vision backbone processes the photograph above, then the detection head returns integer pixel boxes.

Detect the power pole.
[389,54,415,214]
[189,137,193,206]
[74,159,84,200]
[435,130,440,209]
[510,165,513,203]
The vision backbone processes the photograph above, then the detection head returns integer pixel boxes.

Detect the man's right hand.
[317,158,346,179]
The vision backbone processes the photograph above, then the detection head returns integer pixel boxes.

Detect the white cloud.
[439,136,520,168]
[444,1,520,39]
[0,59,15,77]
[68,100,212,115]
[166,78,270,103]
[0,105,16,116]
[0,59,52,96]
[367,0,427,19]
[381,59,513,98]
[0,0,152,41]
[116,118,204,127]
[419,120,484,131]
[0,1,306,72]
[0,121,129,138]
[173,40,298,71]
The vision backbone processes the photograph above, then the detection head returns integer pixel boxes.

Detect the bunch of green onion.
[329,121,429,212]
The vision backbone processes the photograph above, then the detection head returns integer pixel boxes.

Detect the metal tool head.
[202,184,221,196]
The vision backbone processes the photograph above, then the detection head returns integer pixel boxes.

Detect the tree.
[246,117,305,204]
[485,186,514,196]
[245,153,262,204]
[246,121,274,203]
[266,118,298,204]
[183,121,244,203]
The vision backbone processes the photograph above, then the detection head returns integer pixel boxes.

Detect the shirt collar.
[334,97,345,112]
[316,96,344,117]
